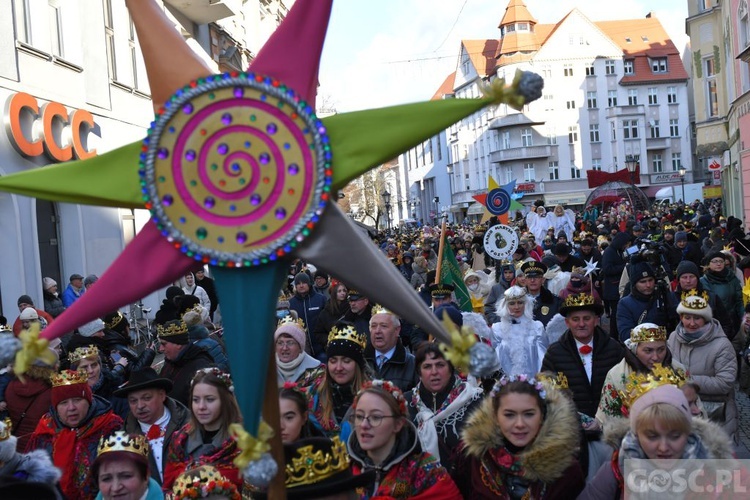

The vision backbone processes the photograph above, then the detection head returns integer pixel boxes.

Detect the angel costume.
[548,205,576,241]
[490,286,547,376]
[525,207,552,243]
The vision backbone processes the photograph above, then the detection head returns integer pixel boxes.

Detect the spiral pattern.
[486,187,511,216]
[140,73,331,266]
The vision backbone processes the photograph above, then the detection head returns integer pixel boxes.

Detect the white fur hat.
[42,277,57,290]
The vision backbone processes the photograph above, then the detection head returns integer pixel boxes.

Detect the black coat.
[601,232,631,300]
[364,340,418,393]
[541,326,624,417]
[160,344,214,407]
[532,287,561,327]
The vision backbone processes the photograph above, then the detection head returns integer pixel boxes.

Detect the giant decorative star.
[472,176,524,223]
[0,0,541,460]
[584,257,599,277]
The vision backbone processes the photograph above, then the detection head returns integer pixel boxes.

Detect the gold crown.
[0,418,11,441]
[157,320,188,338]
[172,465,238,500]
[371,305,395,317]
[561,293,596,308]
[97,431,149,458]
[0,324,11,332]
[537,372,569,390]
[277,315,306,331]
[286,435,350,487]
[630,325,667,343]
[679,289,709,309]
[51,369,89,387]
[105,312,125,330]
[327,324,367,350]
[621,363,688,409]
[180,304,202,318]
[68,345,100,365]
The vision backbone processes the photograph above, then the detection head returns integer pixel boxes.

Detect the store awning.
[544,192,588,205]
[467,202,485,215]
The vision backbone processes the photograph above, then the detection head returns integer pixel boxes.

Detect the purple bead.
[250,194,261,205]
[157,148,169,160]
[275,208,287,219]
[288,163,299,175]
[236,232,247,244]
[204,197,215,209]
[183,103,194,114]
[221,113,232,125]
[234,87,244,98]
[267,123,277,134]
[259,153,270,164]
[162,195,173,206]
[185,150,196,161]
[218,143,229,155]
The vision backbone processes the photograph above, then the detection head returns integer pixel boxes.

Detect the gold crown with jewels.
[97,431,149,458]
[327,324,366,350]
[679,289,709,309]
[285,436,350,487]
[371,305,396,317]
[537,371,569,390]
[621,363,688,409]
[172,465,239,500]
[561,293,596,308]
[51,369,89,387]
[68,345,100,365]
[105,311,125,330]
[630,325,667,343]
[156,320,188,338]
[277,315,306,331]
[0,417,12,441]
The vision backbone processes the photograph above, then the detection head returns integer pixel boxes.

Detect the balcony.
[490,145,554,163]
[164,0,240,24]
[606,104,645,119]
[489,113,545,130]
[646,137,669,150]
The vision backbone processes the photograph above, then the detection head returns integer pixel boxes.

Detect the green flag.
[440,242,472,312]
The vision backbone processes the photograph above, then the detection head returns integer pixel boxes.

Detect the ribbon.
[14,323,55,379]
[438,316,477,372]
[230,421,274,469]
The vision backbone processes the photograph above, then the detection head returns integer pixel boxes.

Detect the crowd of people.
[0,197,749,498]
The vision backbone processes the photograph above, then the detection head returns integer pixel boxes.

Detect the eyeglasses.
[710,259,725,265]
[351,413,397,428]
[275,340,298,348]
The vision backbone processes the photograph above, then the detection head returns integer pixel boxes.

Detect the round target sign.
[483,224,519,261]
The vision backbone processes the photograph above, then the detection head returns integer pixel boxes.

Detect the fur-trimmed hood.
[460,387,580,483]
[603,416,734,459]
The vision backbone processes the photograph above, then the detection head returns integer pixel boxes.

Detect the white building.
[400,0,693,223]
[0,0,291,318]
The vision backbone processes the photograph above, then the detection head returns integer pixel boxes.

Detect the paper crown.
[679,289,709,309]
[277,314,306,331]
[157,320,188,338]
[327,324,367,350]
[105,311,125,330]
[51,369,89,387]
[68,345,100,365]
[172,465,239,500]
[286,435,350,488]
[561,293,597,309]
[0,417,11,441]
[537,372,569,390]
[97,431,149,458]
[371,305,395,317]
[621,363,688,409]
[0,324,12,332]
[630,324,667,343]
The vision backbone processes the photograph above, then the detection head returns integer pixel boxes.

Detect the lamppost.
[433,196,439,225]
[625,154,638,185]
[678,167,686,204]
[381,189,391,231]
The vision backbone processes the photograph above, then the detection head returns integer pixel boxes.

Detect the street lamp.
[381,189,391,231]
[433,196,440,225]
[625,155,638,185]
[678,167,686,204]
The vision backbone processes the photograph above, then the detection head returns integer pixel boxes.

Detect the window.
[706,57,719,117]
[648,88,658,105]
[591,159,602,171]
[501,131,511,149]
[608,90,618,107]
[671,153,682,171]
[518,23,529,31]
[543,93,554,111]
[524,163,535,182]
[571,163,581,178]
[589,124,600,142]
[541,65,552,79]
[650,120,660,138]
[549,161,559,180]
[521,128,533,147]
[623,119,639,139]
[49,1,64,57]
[610,121,617,140]
[667,86,677,104]
[624,60,634,75]
[651,57,668,73]
[741,0,750,49]
[566,100,576,109]
[546,126,557,145]
[504,166,513,184]
[701,0,716,11]
[436,133,442,161]
[15,0,32,44]
[628,89,638,106]
[605,60,616,75]
[587,91,597,108]
[568,126,578,143]
[564,63,574,77]
[104,0,117,80]
[669,119,679,137]
[652,153,663,173]
[585,64,595,76]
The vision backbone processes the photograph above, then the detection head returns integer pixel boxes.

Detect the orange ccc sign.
[4,91,97,162]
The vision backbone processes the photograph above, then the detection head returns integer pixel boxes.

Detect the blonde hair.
[635,402,691,436]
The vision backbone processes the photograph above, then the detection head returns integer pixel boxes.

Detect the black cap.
[17,295,33,307]
[347,289,365,301]
[520,261,547,277]
[113,367,173,397]
[429,283,455,299]
[69,273,84,281]
[553,243,571,256]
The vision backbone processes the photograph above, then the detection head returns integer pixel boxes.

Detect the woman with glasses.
[700,250,744,338]
[274,315,323,386]
[347,380,461,498]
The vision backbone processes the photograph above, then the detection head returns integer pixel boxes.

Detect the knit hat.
[314,270,328,281]
[326,324,366,368]
[17,295,33,307]
[675,231,688,243]
[675,260,700,279]
[19,308,39,321]
[676,291,712,321]
[630,384,691,433]
[157,320,190,345]
[166,286,185,302]
[78,318,105,337]
[434,304,463,327]
[275,317,307,351]
[294,272,312,285]
[42,277,57,290]
[704,250,725,265]
[51,370,93,407]
[629,262,655,286]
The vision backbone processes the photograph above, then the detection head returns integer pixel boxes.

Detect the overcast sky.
[317,0,690,113]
